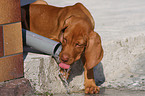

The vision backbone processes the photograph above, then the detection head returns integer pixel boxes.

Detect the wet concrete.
[53,88,145,96]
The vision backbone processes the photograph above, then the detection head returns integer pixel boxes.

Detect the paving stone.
[0,78,34,96]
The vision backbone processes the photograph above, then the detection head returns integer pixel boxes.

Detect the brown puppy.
[21,0,103,94]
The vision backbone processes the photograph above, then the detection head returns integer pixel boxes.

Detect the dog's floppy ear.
[85,31,103,70]
[74,3,95,29]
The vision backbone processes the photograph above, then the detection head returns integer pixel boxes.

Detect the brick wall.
[0,0,23,82]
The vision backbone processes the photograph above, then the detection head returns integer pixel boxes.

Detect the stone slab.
[24,52,85,93]
[0,78,34,96]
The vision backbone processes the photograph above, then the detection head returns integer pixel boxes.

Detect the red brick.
[0,0,21,24]
[0,26,3,57]
[3,22,23,56]
[0,54,23,82]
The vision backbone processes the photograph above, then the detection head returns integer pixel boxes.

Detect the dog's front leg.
[84,65,100,94]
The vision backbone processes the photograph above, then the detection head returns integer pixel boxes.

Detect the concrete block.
[24,52,84,93]
[24,46,105,93]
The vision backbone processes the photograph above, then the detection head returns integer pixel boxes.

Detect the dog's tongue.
[59,63,70,69]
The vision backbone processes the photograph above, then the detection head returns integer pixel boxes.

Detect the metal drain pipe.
[22,29,62,62]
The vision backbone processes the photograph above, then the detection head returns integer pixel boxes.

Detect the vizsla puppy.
[21,0,103,94]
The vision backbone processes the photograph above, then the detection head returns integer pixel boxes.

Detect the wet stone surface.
[53,88,145,96]
[0,78,34,96]
[0,78,145,96]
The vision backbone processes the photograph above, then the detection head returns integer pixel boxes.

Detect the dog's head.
[58,16,103,70]
[59,17,89,65]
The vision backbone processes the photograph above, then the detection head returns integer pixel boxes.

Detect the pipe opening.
[53,43,61,55]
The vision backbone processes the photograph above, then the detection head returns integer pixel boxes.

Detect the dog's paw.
[84,79,100,94]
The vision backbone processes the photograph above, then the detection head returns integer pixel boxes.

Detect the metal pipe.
[22,29,62,62]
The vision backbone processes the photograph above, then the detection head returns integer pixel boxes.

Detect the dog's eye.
[61,27,67,33]
[76,43,82,47]
[63,38,67,44]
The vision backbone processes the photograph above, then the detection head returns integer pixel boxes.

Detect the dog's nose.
[61,53,69,62]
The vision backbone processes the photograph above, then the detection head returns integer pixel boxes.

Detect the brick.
[0,26,3,57]
[0,53,23,82]
[3,22,23,56]
[0,0,21,24]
